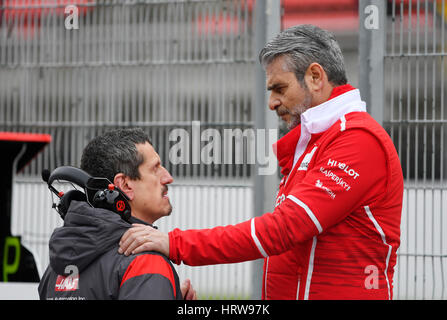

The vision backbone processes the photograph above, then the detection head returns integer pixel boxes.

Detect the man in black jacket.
[38,128,196,300]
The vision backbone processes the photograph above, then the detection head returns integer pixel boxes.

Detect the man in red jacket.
[119,25,404,300]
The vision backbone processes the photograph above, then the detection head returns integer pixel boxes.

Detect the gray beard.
[286,94,312,130]
[287,114,301,130]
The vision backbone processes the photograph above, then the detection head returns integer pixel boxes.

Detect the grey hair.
[80,128,152,182]
[259,24,347,86]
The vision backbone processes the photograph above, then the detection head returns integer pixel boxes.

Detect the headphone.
[42,166,131,222]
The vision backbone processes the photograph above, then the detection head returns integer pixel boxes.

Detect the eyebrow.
[267,83,283,91]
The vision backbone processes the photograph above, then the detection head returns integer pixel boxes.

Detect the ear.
[304,62,326,92]
[113,173,134,200]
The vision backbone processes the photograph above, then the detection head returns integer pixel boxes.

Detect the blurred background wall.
[1,0,446,299]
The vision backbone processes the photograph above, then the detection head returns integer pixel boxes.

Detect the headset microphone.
[42,166,131,222]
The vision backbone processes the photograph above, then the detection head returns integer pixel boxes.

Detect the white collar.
[301,89,366,134]
[292,89,367,167]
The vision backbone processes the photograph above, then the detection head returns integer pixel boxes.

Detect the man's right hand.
[118,223,169,257]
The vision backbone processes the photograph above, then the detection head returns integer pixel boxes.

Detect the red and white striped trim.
[303,236,318,300]
[285,195,322,300]
[286,195,323,233]
[250,218,268,258]
[264,257,269,299]
[364,205,392,300]
[340,115,347,131]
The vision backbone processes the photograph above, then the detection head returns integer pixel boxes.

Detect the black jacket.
[38,201,183,300]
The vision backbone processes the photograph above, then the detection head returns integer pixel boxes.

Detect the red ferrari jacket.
[169,85,404,300]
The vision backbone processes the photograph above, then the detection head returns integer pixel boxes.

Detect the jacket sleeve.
[118,253,181,300]
[169,221,265,266]
[169,129,387,265]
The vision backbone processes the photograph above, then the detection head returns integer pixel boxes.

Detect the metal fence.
[0,0,256,178]
[360,0,447,299]
[387,0,447,300]
[4,0,447,300]
[1,0,262,299]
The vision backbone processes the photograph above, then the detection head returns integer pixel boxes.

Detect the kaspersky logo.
[55,265,79,291]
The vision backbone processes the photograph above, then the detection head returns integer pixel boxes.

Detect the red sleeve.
[169,220,265,265]
[169,129,387,264]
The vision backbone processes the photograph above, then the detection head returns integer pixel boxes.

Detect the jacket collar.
[129,215,158,229]
[273,84,366,176]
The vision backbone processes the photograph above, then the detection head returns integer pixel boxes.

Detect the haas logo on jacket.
[55,265,79,291]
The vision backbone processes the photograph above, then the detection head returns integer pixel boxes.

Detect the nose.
[161,167,174,185]
[268,93,281,111]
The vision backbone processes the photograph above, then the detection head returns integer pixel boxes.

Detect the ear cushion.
[58,190,87,219]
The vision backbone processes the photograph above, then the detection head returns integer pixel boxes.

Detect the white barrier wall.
[0,283,39,300]
[394,186,447,300]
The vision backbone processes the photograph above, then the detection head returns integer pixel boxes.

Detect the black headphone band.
[43,166,131,222]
